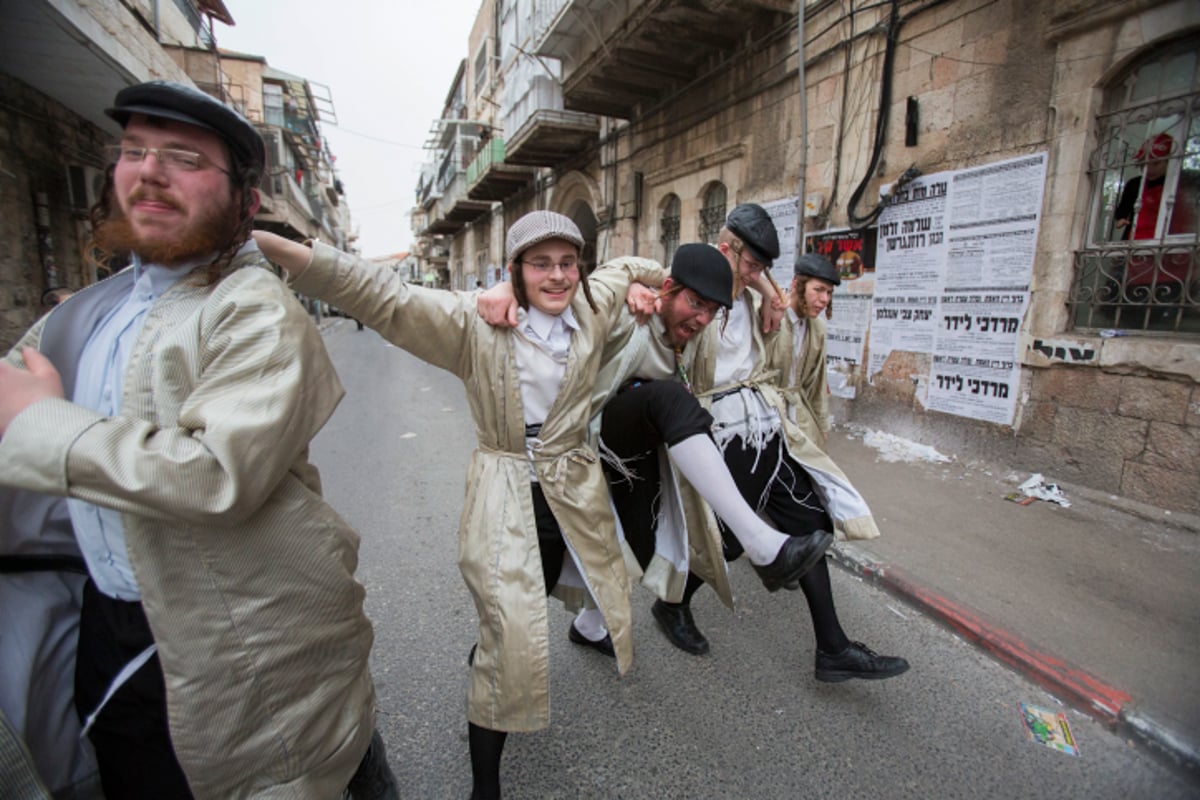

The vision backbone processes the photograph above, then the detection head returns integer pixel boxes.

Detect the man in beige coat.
[0,82,393,798]
[254,212,662,800]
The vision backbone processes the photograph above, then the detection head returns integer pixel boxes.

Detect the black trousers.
[717,433,833,559]
[531,482,567,592]
[75,580,193,799]
[599,381,713,569]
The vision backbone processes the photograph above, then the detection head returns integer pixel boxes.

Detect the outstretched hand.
[625,282,658,325]
[477,281,520,328]
[0,348,64,436]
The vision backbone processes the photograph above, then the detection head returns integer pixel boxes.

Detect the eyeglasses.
[681,290,720,316]
[105,145,230,175]
[736,251,766,274]
[520,259,580,275]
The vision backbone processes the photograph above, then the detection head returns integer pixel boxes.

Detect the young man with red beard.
[0,81,395,799]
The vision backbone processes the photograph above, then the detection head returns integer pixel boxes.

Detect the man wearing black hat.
[775,253,842,446]
[0,81,395,798]
[590,244,833,652]
[650,203,909,683]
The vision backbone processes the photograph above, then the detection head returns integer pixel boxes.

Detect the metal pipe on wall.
[794,0,808,264]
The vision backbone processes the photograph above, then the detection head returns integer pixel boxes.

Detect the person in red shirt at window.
[1113,132,1195,288]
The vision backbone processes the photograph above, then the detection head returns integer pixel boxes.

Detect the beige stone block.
[1189,386,1200,428]
[1099,339,1200,383]
[1139,421,1200,472]
[1030,366,1119,410]
[931,51,960,91]
[1053,406,1147,458]
[1016,398,1056,442]
[1117,376,1191,423]
[1121,460,1200,515]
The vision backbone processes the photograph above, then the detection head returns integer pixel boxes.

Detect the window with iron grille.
[660,194,680,267]
[698,183,727,245]
[1071,35,1199,335]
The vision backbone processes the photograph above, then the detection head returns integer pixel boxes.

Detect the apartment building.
[0,0,352,348]
[410,0,1199,513]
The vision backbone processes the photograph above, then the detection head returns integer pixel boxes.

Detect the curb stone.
[828,542,1198,775]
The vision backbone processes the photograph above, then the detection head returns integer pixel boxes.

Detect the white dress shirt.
[513,304,579,479]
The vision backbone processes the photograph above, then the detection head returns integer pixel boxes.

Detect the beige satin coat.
[688,291,880,541]
[0,249,376,798]
[293,243,661,733]
[591,314,735,608]
[770,310,832,445]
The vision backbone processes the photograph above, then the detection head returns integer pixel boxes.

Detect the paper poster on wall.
[760,196,800,287]
[868,172,950,377]
[867,152,1048,426]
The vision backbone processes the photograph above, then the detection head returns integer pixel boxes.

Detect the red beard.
[97,189,240,266]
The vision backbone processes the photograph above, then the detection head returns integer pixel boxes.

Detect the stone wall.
[0,74,109,349]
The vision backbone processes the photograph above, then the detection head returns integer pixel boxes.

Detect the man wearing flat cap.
[649,203,909,684]
[0,80,396,798]
[253,210,665,800]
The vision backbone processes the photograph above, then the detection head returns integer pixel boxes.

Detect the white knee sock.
[667,434,788,566]
[573,607,608,641]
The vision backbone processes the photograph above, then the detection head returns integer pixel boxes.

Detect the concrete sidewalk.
[820,425,1200,774]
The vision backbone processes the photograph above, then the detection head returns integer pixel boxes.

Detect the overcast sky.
[215,1,483,258]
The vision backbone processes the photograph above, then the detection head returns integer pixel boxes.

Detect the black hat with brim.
[670,243,734,308]
[724,203,780,267]
[794,253,841,286]
[106,80,266,172]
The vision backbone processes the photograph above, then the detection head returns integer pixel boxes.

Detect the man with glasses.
[0,81,395,798]
[252,210,664,800]
[650,203,909,682]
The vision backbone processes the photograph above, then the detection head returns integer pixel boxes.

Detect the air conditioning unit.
[65,165,104,212]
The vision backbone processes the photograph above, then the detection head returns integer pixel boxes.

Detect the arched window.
[1071,35,1199,334]
[698,183,727,245]
[660,194,680,267]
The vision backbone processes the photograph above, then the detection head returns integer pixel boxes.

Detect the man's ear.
[247,187,262,216]
[660,277,675,294]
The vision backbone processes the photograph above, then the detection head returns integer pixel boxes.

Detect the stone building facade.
[413,0,1199,514]
[0,0,352,347]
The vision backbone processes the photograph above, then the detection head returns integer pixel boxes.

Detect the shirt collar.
[130,239,255,297]
[522,304,579,339]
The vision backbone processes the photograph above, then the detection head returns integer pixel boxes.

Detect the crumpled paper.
[1017,473,1071,507]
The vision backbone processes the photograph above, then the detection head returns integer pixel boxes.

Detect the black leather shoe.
[752,530,834,592]
[815,641,910,682]
[568,623,615,657]
[651,599,710,655]
[467,643,476,666]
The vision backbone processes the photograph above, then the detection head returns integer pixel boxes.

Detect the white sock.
[573,607,608,641]
[667,434,788,566]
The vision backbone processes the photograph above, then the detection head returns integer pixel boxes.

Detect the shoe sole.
[815,663,911,683]
[761,531,834,593]
[650,604,710,655]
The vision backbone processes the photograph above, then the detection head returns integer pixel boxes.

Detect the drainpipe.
[35,191,60,291]
[793,1,808,261]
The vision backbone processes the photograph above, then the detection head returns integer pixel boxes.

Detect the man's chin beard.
[96,214,232,267]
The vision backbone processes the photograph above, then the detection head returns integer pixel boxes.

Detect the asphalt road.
[309,319,1195,799]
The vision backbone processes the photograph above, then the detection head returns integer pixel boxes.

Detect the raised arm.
[254,231,475,375]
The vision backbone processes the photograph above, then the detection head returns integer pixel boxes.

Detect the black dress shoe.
[815,641,910,682]
[651,599,710,655]
[467,643,476,666]
[752,530,834,592]
[568,623,616,657]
